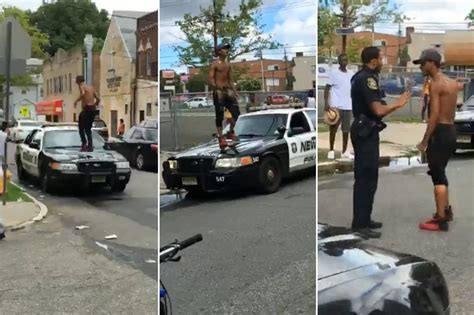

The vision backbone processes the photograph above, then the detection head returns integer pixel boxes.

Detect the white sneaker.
[327,150,335,160]
[341,151,354,159]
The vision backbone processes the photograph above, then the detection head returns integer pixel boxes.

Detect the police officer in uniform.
[350,46,411,238]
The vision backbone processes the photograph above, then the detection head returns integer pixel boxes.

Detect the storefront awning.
[36,100,63,116]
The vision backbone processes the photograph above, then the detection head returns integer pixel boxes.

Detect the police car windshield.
[43,130,105,149]
[234,114,288,137]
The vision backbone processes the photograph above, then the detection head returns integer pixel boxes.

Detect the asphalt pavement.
[0,143,158,313]
[160,174,316,314]
[318,152,474,313]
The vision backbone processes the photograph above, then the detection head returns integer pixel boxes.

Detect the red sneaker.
[218,137,227,150]
[80,145,87,152]
[419,218,448,232]
[226,131,238,141]
[426,206,453,223]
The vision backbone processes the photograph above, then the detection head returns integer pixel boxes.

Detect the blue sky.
[160,0,317,74]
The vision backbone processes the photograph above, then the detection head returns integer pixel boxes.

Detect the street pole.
[260,49,265,92]
[398,21,401,66]
[84,34,94,85]
[213,0,217,53]
[341,0,348,53]
[2,22,12,205]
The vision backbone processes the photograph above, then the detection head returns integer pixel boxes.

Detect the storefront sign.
[107,76,122,92]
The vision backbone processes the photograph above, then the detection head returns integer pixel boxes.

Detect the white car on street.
[9,120,43,143]
[183,97,213,109]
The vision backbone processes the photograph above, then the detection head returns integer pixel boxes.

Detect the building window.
[21,89,27,95]
[46,81,49,95]
[146,102,152,116]
[40,88,44,97]
[69,73,72,93]
[265,78,280,87]
[268,65,279,71]
[125,104,128,115]
[54,78,57,93]
[59,76,62,93]
[64,74,68,93]
[73,113,77,122]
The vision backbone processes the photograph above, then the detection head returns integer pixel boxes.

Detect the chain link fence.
[317,65,473,119]
[159,90,314,150]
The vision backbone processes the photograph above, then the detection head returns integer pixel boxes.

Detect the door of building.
[110,110,118,137]
[139,110,145,124]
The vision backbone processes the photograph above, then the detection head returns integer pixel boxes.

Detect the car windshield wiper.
[238,133,262,138]
[45,145,81,149]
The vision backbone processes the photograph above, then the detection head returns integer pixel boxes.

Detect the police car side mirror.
[29,142,39,150]
[277,126,286,139]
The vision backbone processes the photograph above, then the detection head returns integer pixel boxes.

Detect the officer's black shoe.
[369,220,383,229]
[353,228,381,239]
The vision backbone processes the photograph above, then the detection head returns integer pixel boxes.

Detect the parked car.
[108,122,158,171]
[183,97,213,109]
[454,95,474,150]
[92,117,109,140]
[15,123,131,193]
[271,94,290,105]
[9,120,43,143]
[318,223,449,314]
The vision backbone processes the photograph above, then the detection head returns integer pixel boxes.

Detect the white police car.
[15,123,131,193]
[162,108,316,194]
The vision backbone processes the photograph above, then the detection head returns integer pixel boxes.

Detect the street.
[0,143,158,313]
[160,175,316,314]
[318,152,474,313]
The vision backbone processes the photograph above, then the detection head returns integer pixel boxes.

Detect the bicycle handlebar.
[160,234,203,263]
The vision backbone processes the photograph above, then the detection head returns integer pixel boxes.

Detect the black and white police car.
[15,123,131,193]
[162,107,316,194]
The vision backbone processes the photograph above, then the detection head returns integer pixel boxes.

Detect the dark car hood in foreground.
[318,224,449,314]
[174,137,279,159]
[44,148,127,162]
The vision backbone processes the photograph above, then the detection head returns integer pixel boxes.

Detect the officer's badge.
[367,78,378,90]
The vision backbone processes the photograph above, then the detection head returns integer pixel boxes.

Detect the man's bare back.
[209,60,231,89]
[430,74,461,125]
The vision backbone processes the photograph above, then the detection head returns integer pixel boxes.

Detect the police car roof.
[244,108,308,116]
[40,123,78,130]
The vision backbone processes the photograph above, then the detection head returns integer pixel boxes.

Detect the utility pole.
[398,20,402,66]
[2,22,12,205]
[341,0,349,53]
[213,0,217,53]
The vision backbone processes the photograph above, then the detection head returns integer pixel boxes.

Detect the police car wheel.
[41,170,54,193]
[258,156,282,194]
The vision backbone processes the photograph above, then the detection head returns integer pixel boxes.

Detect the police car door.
[28,130,43,177]
[20,130,36,174]
[285,111,315,171]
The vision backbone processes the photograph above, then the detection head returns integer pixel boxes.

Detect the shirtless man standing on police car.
[414,49,465,232]
[209,43,241,150]
[74,75,100,152]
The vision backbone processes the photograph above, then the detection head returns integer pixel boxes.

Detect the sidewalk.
[0,183,48,231]
[318,122,426,172]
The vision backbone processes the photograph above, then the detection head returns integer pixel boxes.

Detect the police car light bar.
[41,122,79,128]
[249,102,305,112]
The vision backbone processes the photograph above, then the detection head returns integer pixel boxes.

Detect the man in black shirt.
[350,46,411,238]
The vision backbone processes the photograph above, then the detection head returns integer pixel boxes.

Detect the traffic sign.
[335,28,355,35]
[19,106,30,118]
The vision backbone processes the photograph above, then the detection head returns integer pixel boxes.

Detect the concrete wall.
[293,56,316,90]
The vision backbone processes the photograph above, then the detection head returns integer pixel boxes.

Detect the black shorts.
[426,124,456,186]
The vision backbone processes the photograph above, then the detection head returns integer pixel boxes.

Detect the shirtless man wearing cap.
[209,43,241,150]
[414,49,465,232]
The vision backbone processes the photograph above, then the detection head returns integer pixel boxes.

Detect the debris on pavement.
[16,198,23,202]
[145,259,157,264]
[95,241,108,250]
[75,225,89,230]
[105,234,117,240]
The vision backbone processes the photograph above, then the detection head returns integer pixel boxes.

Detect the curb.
[318,155,393,175]
[8,181,48,231]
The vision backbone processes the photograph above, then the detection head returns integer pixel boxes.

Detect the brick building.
[42,47,100,122]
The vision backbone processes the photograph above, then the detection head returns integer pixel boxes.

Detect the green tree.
[346,38,371,63]
[318,7,339,58]
[0,6,49,58]
[237,78,261,91]
[174,0,280,66]
[466,8,474,22]
[30,0,109,56]
[398,46,410,67]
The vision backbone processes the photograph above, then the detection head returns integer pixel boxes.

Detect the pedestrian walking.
[0,121,7,240]
[350,46,411,238]
[305,89,316,108]
[74,75,100,152]
[324,53,355,160]
[414,49,465,232]
[118,119,125,136]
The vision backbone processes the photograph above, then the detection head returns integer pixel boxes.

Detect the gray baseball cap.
[216,43,231,51]
[413,49,442,65]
